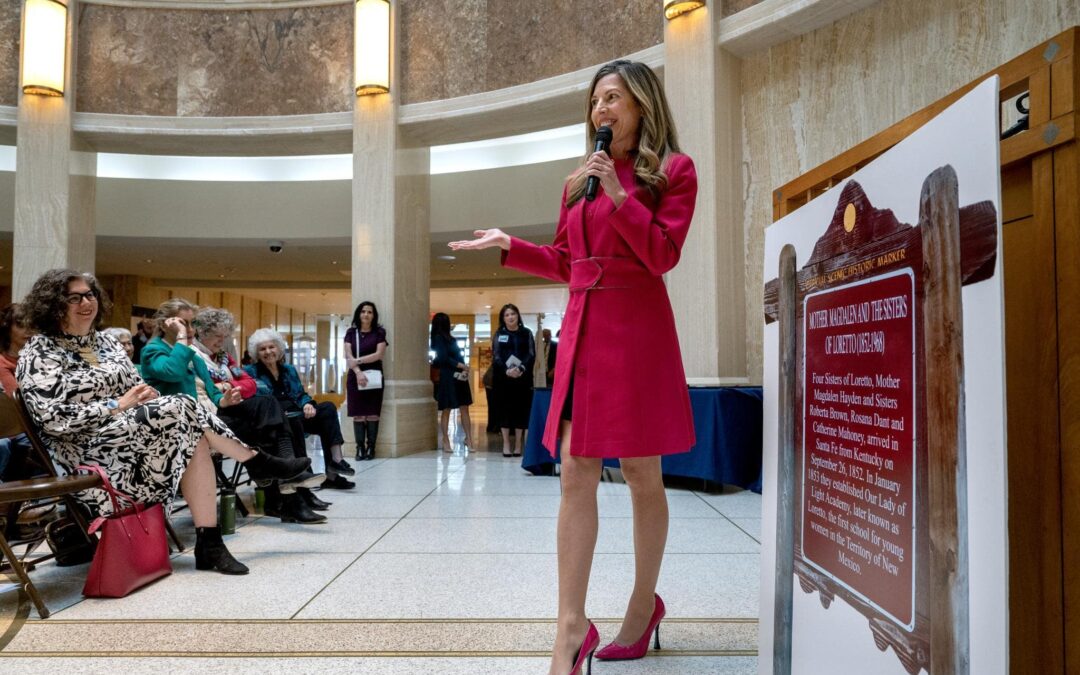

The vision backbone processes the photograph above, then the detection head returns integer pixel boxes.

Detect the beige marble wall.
[67,1,661,114]
[722,0,767,18]
[401,0,662,103]
[0,2,19,107]
[75,4,352,116]
[740,0,1080,384]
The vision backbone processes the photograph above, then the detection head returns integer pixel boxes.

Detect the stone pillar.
[13,0,96,300]
[663,6,747,385]
[352,1,436,457]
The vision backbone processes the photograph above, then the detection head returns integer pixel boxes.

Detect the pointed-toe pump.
[568,622,600,675]
[594,594,665,661]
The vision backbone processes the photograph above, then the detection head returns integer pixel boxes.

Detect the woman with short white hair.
[244,329,354,491]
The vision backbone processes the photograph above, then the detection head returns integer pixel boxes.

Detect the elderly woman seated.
[245,329,354,490]
[17,270,312,575]
[191,306,330,522]
[140,300,325,522]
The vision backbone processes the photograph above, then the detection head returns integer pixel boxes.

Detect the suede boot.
[194,526,249,575]
[244,450,310,486]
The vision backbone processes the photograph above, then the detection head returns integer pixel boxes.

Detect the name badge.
[498,335,509,343]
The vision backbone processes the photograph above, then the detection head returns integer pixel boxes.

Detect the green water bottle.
[253,488,266,513]
[218,492,237,535]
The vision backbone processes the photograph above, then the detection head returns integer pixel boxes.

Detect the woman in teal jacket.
[141,300,323,505]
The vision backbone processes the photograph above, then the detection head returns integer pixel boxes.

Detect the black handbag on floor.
[44,515,97,567]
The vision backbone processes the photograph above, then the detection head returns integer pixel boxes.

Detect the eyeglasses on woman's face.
[65,290,98,305]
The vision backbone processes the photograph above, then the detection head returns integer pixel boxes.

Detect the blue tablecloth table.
[521,387,763,493]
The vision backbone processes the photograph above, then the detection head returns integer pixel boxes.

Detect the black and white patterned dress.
[17,332,240,516]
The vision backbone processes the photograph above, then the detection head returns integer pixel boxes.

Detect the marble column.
[663,5,747,384]
[12,0,96,300]
[352,1,436,457]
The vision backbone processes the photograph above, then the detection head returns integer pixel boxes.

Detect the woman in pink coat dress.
[451,60,697,675]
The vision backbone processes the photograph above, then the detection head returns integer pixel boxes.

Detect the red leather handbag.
[77,465,172,598]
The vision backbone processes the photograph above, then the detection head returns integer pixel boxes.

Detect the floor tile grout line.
[690,491,762,544]
[287,464,455,620]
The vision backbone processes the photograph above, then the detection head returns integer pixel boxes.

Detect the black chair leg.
[164,518,185,553]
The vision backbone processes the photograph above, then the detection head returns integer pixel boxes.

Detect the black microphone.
[585,126,613,202]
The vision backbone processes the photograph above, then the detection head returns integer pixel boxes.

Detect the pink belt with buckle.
[569,257,654,292]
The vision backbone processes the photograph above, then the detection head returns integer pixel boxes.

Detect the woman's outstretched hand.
[448,229,511,251]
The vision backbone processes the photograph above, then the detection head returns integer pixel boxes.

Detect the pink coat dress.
[501,153,698,458]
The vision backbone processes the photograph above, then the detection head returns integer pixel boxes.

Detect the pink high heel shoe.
[568,622,600,675]
[594,593,665,661]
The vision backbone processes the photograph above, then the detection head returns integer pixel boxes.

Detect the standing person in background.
[450,60,697,675]
[344,301,387,461]
[492,304,534,458]
[542,328,559,387]
[429,313,474,451]
[132,319,153,364]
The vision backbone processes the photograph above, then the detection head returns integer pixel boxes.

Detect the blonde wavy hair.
[565,60,681,206]
[151,297,198,336]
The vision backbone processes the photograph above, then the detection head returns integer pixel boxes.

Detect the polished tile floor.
[0,412,762,673]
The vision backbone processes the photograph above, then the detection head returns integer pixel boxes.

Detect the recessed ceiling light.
[484,304,492,309]
[331,260,338,265]
[145,258,153,263]
[218,274,225,278]
[437,255,456,261]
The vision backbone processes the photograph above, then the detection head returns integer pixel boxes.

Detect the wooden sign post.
[764,167,996,674]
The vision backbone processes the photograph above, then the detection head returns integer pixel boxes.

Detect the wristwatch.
[105,398,119,413]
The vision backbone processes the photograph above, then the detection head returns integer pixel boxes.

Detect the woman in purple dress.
[344,301,387,460]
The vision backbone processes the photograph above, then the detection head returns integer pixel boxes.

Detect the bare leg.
[440,409,451,450]
[549,421,602,675]
[501,428,512,455]
[180,437,219,528]
[611,456,669,644]
[203,429,256,463]
[514,428,525,455]
[459,406,473,446]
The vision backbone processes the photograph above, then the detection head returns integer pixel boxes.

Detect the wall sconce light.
[354,0,390,96]
[664,0,705,20]
[21,0,68,96]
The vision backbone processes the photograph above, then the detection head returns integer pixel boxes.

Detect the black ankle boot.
[364,421,379,460]
[263,484,283,518]
[280,493,327,524]
[244,450,310,485]
[298,487,331,511]
[195,526,249,575]
[353,421,368,460]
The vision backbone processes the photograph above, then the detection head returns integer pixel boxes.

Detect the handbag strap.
[76,464,143,535]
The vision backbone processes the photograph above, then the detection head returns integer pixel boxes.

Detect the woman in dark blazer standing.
[451,60,697,675]
[430,312,473,451]
[492,303,535,457]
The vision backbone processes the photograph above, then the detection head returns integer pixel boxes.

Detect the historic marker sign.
[802,268,916,629]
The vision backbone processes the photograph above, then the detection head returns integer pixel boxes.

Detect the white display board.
[759,77,1007,675]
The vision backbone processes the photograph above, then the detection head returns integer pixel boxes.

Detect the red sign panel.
[801,268,917,628]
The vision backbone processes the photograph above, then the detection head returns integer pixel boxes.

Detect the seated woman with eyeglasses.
[245,328,355,491]
[190,306,329,523]
[16,270,312,575]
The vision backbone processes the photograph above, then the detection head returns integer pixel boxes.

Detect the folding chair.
[0,394,101,618]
